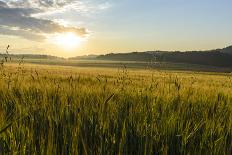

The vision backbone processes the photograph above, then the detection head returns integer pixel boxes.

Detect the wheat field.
[0,63,232,154]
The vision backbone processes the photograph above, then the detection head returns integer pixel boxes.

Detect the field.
[0,62,232,154]
[21,59,232,73]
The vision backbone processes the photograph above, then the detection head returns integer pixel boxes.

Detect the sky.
[0,0,232,57]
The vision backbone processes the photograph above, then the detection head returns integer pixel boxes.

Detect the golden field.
[0,63,232,154]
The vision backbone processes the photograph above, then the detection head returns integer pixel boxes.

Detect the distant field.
[9,58,232,73]
[0,63,232,154]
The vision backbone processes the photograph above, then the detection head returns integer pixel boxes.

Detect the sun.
[49,32,83,49]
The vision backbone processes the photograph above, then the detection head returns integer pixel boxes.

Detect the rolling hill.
[0,54,64,60]
[221,46,232,55]
[97,47,232,68]
[1,46,232,69]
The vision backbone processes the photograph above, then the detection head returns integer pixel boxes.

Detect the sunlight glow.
[49,32,83,50]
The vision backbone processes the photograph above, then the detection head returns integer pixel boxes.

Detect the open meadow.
[0,62,231,154]
[1,0,232,154]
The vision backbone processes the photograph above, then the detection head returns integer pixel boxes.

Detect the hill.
[97,47,232,68]
[0,54,64,60]
[221,46,232,55]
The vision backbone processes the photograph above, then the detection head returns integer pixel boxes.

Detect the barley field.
[0,63,232,154]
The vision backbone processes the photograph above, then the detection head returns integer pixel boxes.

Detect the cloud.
[0,0,88,41]
[0,1,7,7]
[0,26,45,41]
[3,0,75,9]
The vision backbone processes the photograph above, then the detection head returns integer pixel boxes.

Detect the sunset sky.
[0,0,232,57]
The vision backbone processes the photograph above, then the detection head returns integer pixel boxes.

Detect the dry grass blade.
[0,122,13,134]
[104,94,115,105]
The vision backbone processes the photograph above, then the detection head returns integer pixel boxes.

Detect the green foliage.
[0,64,231,154]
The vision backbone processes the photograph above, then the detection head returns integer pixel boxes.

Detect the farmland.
[0,62,232,154]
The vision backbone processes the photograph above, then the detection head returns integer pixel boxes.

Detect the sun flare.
[49,32,83,49]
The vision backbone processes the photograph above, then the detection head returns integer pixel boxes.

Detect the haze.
[0,0,231,57]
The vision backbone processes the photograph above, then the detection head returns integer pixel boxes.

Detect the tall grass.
[0,63,231,154]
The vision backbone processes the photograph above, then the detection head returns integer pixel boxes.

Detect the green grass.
[0,63,232,154]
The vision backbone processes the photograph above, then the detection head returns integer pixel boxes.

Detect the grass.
[0,63,231,154]
[6,58,232,73]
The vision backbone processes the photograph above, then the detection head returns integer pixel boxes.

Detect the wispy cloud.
[0,0,111,41]
[0,26,45,41]
[30,0,112,17]
[4,0,75,10]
